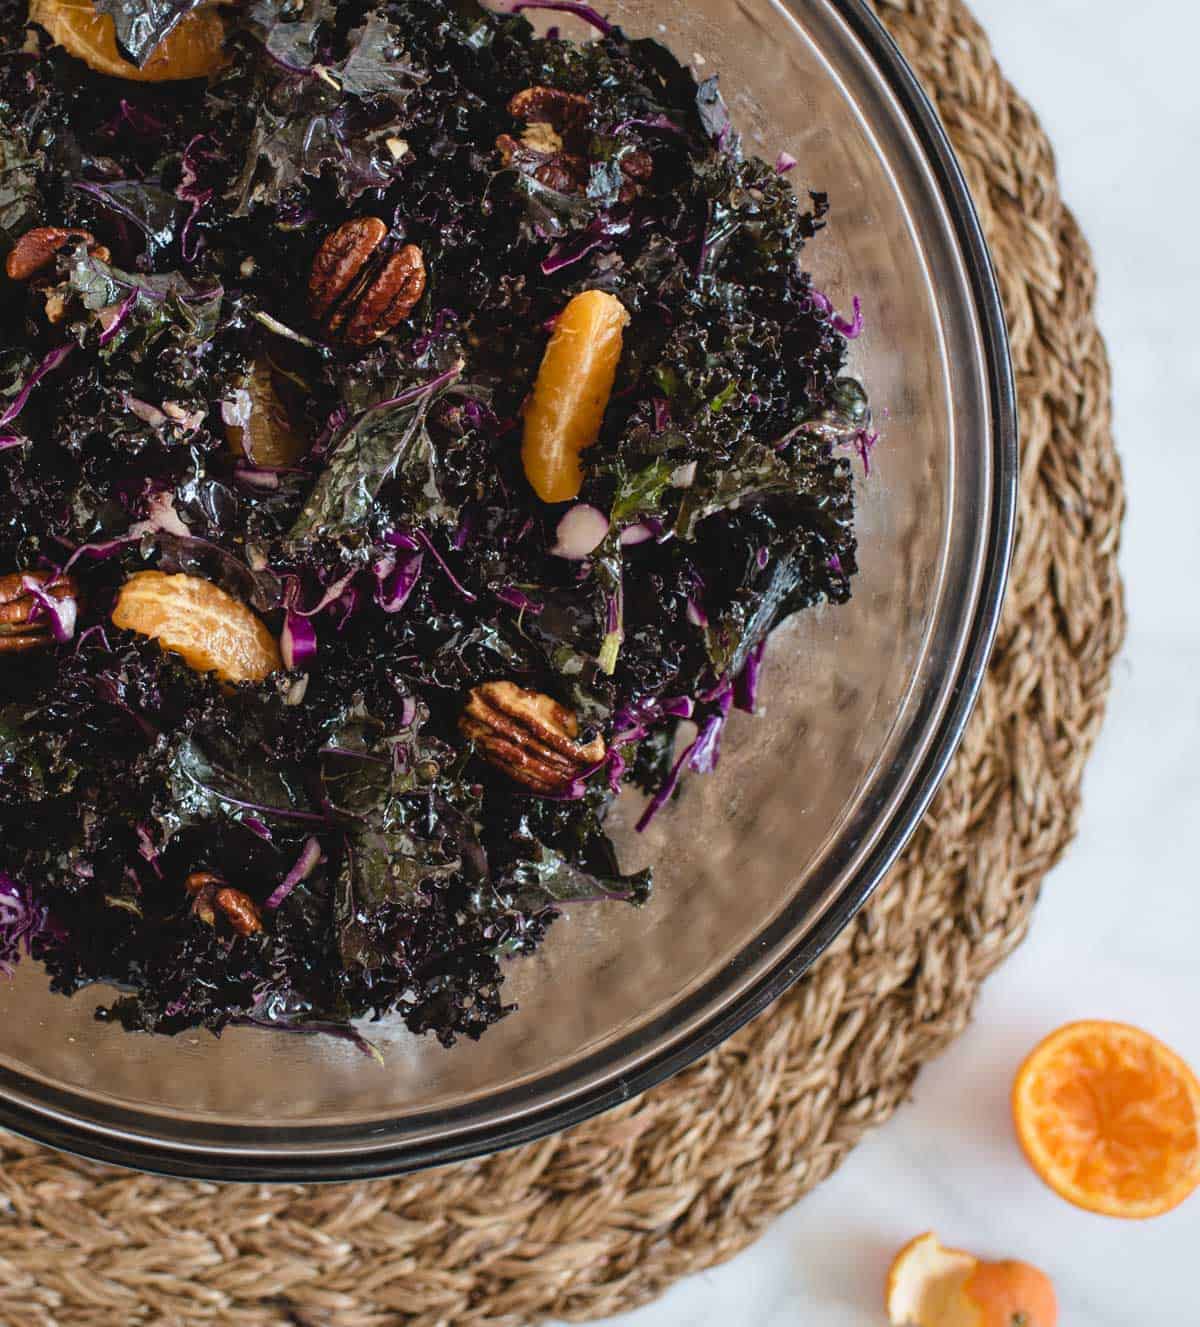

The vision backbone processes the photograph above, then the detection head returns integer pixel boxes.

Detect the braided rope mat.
[0,2,1125,1322]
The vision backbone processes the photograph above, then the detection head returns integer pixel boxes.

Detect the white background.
[555,2,1200,1322]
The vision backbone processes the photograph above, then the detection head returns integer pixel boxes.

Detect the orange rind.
[886,1232,1057,1327]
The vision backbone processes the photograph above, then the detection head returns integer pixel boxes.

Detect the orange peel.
[886,1232,1057,1327]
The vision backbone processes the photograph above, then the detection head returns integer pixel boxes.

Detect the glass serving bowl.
[0,0,1016,1179]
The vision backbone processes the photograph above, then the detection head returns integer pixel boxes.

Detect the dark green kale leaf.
[337,10,428,98]
[320,695,483,968]
[0,705,82,802]
[157,731,320,845]
[694,74,740,156]
[63,246,224,354]
[505,838,651,910]
[675,441,832,540]
[72,180,187,265]
[288,362,465,547]
[488,791,651,918]
[246,0,333,72]
[0,123,42,250]
[94,0,205,68]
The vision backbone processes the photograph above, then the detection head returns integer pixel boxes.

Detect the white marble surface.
[552,2,1200,1322]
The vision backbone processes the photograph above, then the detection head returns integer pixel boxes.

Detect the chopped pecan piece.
[184,871,223,926]
[460,681,605,795]
[5,227,109,282]
[0,571,78,654]
[508,86,590,130]
[522,121,564,155]
[620,149,654,181]
[503,87,593,194]
[308,218,426,347]
[534,156,590,193]
[215,887,263,936]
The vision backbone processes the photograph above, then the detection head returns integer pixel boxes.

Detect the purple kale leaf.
[230,4,429,211]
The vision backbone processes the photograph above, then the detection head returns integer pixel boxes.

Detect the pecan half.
[460,681,605,795]
[0,571,78,654]
[215,887,263,936]
[341,245,426,346]
[308,218,426,347]
[5,227,109,282]
[508,86,590,130]
[184,871,223,895]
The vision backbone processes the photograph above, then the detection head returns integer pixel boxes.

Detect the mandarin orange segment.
[112,572,281,684]
[29,0,226,82]
[521,289,630,503]
[1012,1020,1200,1218]
[226,357,310,468]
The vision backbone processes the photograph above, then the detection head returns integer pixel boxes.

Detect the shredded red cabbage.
[509,1,613,38]
[0,874,51,978]
[266,837,323,910]
[280,609,317,670]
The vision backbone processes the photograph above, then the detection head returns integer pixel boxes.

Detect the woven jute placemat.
[0,1,1125,1322]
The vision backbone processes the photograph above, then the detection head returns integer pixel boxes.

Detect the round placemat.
[0,1,1124,1323]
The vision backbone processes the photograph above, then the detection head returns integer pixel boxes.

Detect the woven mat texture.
[0,1,1125,1323]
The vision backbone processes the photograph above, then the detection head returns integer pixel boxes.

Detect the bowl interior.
[0,0,1011,1175]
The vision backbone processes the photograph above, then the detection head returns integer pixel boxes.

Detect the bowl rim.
[0,0,1018,1180]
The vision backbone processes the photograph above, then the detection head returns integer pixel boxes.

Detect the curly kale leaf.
[338,10,428,97]
[63,246,224,353]
[288,363,465,547]
[0,124,42,249]
[320,696,483,968]
[158,732,321,844]
[0,706,82,803]
[491,794,652,916]
[504,839,651,909]
[94,0,205,67]
[228,5,429,211]
[72,180,187,265]
[674,441,834,540]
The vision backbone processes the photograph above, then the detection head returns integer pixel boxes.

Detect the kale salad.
[0,0,874,1051]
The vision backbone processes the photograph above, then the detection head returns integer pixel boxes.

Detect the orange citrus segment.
[226,357,310,468]
[1013,1020,1200,1218]
[29,0,226,82]
[112,571,281,684]
[521,289,630,503]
